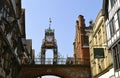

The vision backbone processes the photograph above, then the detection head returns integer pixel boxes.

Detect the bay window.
[113,43,120,71]
[109,18,115,36]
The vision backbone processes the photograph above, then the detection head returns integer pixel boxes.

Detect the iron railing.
[34,58,90,65]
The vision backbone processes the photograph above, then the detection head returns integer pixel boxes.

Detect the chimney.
[78,15,85,28]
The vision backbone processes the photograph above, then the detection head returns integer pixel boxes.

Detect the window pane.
[109,19,115,36]
[113,45,120,71]
[110,0,117,8]
[117,10,120,27]
[106,24,111,39]
[109,21,113,36]
[115,20,119,31]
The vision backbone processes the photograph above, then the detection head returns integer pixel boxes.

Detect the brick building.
[73,15,92,77]
[73,15,91,64]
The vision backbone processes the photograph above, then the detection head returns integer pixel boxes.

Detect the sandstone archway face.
[18,65,91,78]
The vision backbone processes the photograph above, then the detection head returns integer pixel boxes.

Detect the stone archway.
[17,64,91,78]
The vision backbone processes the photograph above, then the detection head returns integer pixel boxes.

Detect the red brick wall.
[74,15,90,62]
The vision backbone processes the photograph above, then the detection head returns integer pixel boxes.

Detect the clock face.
[46,36,53,42]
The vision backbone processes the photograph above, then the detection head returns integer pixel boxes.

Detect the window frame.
[109,18,115,37]
[110,0,117,8]
[117,9,120,28]
[112,43,120,71]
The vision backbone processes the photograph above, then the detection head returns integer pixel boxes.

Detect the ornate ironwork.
[34,58,90,65]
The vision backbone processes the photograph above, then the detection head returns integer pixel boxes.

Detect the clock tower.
[41,19,58,64]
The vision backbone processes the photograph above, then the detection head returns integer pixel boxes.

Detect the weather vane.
[49,18,52,28]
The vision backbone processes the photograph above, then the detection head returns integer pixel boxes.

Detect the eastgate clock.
[46,36,53,42]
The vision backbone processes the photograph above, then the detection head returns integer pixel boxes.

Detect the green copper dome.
[45,26,54,33]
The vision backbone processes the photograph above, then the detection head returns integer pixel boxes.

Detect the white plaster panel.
[108,0,111,12]
[114,13,117,20]
[114,34,117,41]
[117,30,119,38]
[115,20,119,31]
[119,71,120,76]
[118,0,120,8]
[118,31,119,37]
[105,20,109,26]
[98,68,114,78]
[115,72,118,77]
[109,1,119,21]
[108,41,110,47]
[106,24,111,40]
[112,37,114,43]
[110,40,112,46]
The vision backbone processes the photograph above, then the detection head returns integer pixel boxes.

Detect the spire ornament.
[49,18,52,29]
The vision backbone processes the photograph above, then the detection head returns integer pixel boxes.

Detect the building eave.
[102,0,109,20]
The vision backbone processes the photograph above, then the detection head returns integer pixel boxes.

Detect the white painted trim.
[112,37,114,43]
[110,40,112,46]
[118,0,120,8]
[109,1,120,21]
[114,34,116,40]
[117,31,119,38]
[98,68,114,78]
[108,41,110,47]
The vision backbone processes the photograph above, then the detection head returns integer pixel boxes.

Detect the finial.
[49,18,52,29]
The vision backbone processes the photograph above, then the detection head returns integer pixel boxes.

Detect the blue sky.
[21,0,102,58]
[21,0,102,77]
